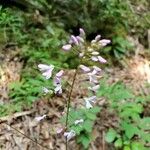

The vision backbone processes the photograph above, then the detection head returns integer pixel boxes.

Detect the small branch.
[0,110,35,123]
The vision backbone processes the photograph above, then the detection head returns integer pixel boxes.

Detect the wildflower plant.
[38,28,110,149]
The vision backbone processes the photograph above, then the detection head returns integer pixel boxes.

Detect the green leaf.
[77,133,91,149]
[114,138,123,148]
[83,120,93,132]
[105,128,117,143]
[121,122,139,139]
[123,146,131,150]
[131,142,146,150]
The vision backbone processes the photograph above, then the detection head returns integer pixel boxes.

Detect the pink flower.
[56,70,64,77]
[98,56,107,63]
[62,44,72,51]
[38,64,54,79]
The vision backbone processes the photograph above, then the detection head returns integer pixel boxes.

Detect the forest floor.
[0,47,150,150]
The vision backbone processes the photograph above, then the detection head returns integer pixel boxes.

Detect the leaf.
[105,128,117,143]
[121,122,139,139]
[114,138,123,148]
[77,133,92,149]
[131,142,145,150]
[123,146,131,150]
[85,111,97,120]
[83,120,93,132]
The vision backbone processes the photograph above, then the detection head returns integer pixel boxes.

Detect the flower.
[74,119,84,125]
[42,87,52,94]
[91,56,98,62]
[95,35,101,41]
[64,130,76,141]
[62,44,72,51]
[88,85,100,92]
[54,84,62,94]
[88,74,99,84]
[76,36,84,43]
[71,35,79,45]
[85,99,93,109]
[35,115,46,122]
[79,28,85,38]
[99,39,111,46]
[56,70,64,77]
[79,52,84,58]
[56,128,63,134]
[98,56,107,63]
[91,51,99,56]
[38,64,54,79]
[79,65,91,72]
[84,96,97,109]
[85,96,97,103]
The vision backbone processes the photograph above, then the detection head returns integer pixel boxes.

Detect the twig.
[0,120,49,150]
[0,110,35,123]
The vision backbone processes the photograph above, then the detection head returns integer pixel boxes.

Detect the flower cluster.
[61,28,110,141]
[38,64,64,95]
[37,28,110,142]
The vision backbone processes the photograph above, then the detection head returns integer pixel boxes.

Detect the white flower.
[79,28,85,38]
[79,52,84,58]
[95,35,101,41]
[85,96,97,103]
[71,35,79,45]
[91,66,102,75]
[88,85,100,92]
[42,87,51,94]
[38,64,54,79]
[91,56,98,62]
[62,44,72,51]
[79,65,90,72]
[88,72,99,83]
[54,84,62,94]
[98,56,107,63]
[99,39,111,46]
[85,99,93,109]
[91,51,99,56]
[64,130,76,141]
[35,115,46,122]
[93,66,102,72]
[74,119,84,125]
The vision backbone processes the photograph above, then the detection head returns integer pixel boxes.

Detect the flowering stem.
[65,66,79,150]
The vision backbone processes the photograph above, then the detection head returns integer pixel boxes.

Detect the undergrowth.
[97,79,150,150]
